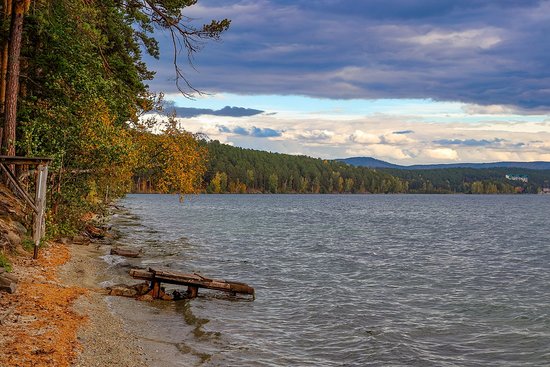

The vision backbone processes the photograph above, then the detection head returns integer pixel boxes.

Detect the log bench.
[129,268,255,300]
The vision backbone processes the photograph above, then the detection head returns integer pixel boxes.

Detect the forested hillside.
[383,168,550,194]
[204,141,408,194]
[198,141,550,195]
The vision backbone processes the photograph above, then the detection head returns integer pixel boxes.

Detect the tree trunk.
[0,0,12,116]
[2,0,27,156]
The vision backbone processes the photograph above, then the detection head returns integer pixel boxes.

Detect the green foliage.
[21,237,34,252]
[204,141,408,194]
[133,118,208,195]
[384,168,550,194]
[10,0,227,233]
[0,252,13,272]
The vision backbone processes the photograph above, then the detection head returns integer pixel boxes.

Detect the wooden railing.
[0,156,52,259]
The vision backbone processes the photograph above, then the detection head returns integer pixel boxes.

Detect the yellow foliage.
[134,118,207,196]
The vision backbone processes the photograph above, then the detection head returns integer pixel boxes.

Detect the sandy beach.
[0,242,149,367]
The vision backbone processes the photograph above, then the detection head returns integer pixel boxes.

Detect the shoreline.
[0,241,149,367]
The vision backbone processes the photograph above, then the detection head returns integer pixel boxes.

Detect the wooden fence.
[0,156,51,259]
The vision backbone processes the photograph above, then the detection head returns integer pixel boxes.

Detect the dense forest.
[203,141,408,194]
[203,143,550,194]
[383,167,550,194]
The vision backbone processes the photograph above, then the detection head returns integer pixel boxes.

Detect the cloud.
[423,148,459,161]
[433,138,506,147]
[143,100,550,164]
[350,130,380,144]
[217,125,282,138]
[403,28,503,49]
[143,0,550,110]
[161,102,264,118]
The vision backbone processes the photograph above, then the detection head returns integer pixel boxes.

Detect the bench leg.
[187,285,199,298]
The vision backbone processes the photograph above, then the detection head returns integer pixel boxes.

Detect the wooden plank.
[33,164,48,259]
[0,162,37,212]
[0,155,52,165]
[129,268,255,296]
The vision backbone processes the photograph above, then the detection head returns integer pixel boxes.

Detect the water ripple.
[109,194,550,366]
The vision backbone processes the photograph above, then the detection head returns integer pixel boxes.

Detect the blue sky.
[143,0,550,164]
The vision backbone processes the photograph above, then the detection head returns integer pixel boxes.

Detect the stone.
[108,285,138,297]
[13,221,28,236]
[5,230,21,247]
[106,282,151,298]
[137,294,154,302]
[72,235,90,245]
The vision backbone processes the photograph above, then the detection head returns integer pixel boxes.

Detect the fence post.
[33,163,48,259]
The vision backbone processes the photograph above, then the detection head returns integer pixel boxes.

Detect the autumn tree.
[133,120,207,196]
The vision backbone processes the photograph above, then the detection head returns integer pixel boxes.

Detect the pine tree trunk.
[0,0,12,116]
[2,0,26,156]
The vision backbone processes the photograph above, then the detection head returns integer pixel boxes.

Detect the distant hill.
[339,157,550,170]
[338,157,403,169]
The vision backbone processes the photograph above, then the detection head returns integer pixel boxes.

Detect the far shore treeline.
[132,140,550,195]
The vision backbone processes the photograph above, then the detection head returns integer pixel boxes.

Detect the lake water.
[103,194,550,366]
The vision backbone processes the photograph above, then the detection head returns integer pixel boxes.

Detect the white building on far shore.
[505,174,528,183]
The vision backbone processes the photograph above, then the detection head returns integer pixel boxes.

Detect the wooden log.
[110,248,141,258]
[187,285,199,298]
[0,275,16,294]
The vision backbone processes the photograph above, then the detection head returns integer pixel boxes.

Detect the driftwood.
[110,248,142,258]
[0,273,18,294]
[129,267,255,300]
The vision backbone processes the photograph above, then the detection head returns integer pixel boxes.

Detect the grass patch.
[0,252,13,272]
[22,237,35,252]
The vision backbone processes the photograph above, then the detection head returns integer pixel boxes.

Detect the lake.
[102,194,550,366]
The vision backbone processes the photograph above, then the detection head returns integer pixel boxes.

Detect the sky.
[143,0,550,164]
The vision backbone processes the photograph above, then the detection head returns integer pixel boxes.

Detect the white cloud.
[422,148,459,161]
[405,28,503,49]
[346,144,410,161]
[350,130,380,144]
[141,97,550,165]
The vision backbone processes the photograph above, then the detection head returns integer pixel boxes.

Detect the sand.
[0,242,149,367]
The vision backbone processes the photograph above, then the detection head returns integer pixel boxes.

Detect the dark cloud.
[434,138,506,146]
[218,125,282,138]
[160,102,264,118]
[145,0,550,109]
[393,130,414,135]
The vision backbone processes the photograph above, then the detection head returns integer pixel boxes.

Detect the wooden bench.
[129,268,255,300]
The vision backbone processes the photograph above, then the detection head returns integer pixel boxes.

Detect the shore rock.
[0,274,17,294]
[106,282,150,298]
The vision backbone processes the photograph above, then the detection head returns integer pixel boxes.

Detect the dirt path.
[0,243,148,367]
